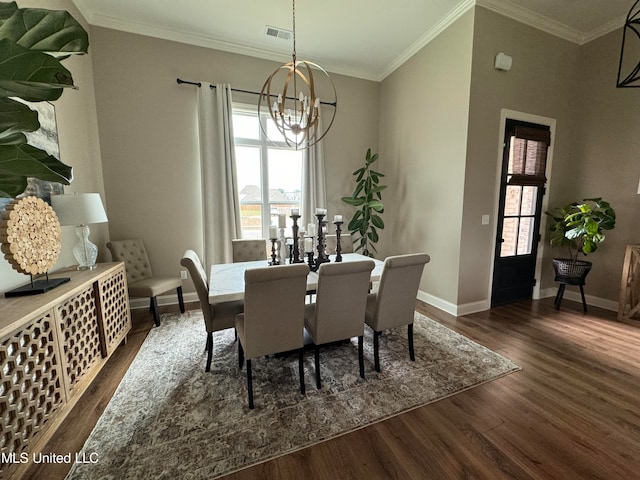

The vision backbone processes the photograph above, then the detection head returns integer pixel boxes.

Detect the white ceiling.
[71,0,633,81]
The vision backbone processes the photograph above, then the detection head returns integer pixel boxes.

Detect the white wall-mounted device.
[494,52,513,71]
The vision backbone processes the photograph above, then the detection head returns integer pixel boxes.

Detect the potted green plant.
[545,197,616,283]
[341,148,385,257]
[0,1,89,199]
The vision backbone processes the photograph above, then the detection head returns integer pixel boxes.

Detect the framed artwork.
[0,100,64,212]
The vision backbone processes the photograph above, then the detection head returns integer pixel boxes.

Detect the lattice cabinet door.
[97,263,131,356]
[55,284,103,399]
[0,310,65,474]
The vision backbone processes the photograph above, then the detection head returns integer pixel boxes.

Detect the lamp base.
[4,277,71,298]
[77,265,97,271]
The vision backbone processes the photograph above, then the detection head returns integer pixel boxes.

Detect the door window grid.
[500,136,544,258]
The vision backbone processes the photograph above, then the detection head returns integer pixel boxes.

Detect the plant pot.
[552,258,592,286]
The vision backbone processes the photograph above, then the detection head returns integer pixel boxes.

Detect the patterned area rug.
[66,311,520,479]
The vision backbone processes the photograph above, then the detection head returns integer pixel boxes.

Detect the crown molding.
[476,0,588,44]
[78,10,380,81]
[476,0,625,45]
[378,0,476,81]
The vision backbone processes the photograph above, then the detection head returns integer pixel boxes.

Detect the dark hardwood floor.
[22,298,640,480]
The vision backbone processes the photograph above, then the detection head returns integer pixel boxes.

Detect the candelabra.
[279,227,287,264]
[334,220,344,262]
[290,213,304,263]
[269,238,279,265]
[315,213,330,266]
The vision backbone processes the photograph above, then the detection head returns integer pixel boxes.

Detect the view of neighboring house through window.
[232,105,303,239]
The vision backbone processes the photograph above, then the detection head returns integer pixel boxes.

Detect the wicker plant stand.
[552,258,592,312]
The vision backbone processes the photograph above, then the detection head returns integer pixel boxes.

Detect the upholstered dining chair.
[231,239,268,262]
[304,260,375,389]
[365,253,430,372]
[325,234,354,255]
[235,263,310,409]
[180,250,244,372]
[106,239,184,327]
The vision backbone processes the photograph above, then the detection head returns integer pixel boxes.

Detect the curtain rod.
[176,78,337,107]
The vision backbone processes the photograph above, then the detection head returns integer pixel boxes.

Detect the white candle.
[334,215,342,222]
[304,238,313,252]
[315,208,326,215]
[307,224,316,237]
[278,213,286,228]
[291,208,299,216]
[269,225,278,239]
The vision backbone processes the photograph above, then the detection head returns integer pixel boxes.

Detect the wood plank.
[21,297,640,480]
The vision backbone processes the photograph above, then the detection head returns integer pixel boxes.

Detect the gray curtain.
[196,83,241,267]
[301,117,327,227]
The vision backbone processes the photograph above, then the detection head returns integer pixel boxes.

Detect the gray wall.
[89,27,380,296]
[377,10,475,309]
[568,28,640,302]
[461,7,580,309]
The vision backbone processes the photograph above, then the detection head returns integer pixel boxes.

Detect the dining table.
[208,253,384,303]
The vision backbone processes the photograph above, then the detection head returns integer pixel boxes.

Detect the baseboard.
[419,287,618,316]
[129,291,199,310]
[539,287,618,312]
[417,291,490,316]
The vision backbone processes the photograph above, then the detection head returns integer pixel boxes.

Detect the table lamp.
[51,193,108,270]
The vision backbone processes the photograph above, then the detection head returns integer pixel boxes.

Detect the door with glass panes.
[491,119,550,306]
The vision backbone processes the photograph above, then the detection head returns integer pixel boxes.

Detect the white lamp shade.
[51,193,108,226]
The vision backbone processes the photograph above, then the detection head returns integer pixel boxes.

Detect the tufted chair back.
[106,239,153,284]
[231,239,267,263]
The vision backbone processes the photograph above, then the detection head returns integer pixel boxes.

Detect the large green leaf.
[0,143,72,187]
[0,38,73,101]
[0,172,26,197]
[0,2,17,23]
[0,97,39,142]
[0,6,88,55]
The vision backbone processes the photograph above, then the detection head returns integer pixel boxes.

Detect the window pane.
[235,146,262,238]
[521,186,538,216]
[268,148,302,225]
[517,217,534,255]
[233,113,259,140]
[500,218,518,257]
[504,185,521,216]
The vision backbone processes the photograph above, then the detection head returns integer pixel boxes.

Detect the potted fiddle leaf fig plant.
[545,197,616,283]
[341,148,385,257]
[0,1,89,199]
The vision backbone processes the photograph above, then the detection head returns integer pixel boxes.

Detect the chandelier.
[617,0,640,88]
[258,0,337,149]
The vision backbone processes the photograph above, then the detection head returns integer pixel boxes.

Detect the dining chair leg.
[358,335,365,379]
[298,348,306,395]
[238,341,244,370]
[373,330,381,372]
[246,359,254,409]
[150,296,160,327]
[177,286,185,313]
[205,332,213,372]
[314,345,321,389]
[408,323,415,361]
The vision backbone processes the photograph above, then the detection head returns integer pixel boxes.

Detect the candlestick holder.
[290,214,304,263]
[334,221,344,262]
[315,214,330,266]
[306,252,319,272]
[278,227,287,264]
[268,238,279,265]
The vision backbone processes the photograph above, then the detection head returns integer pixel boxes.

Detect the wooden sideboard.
[0,263,131,479]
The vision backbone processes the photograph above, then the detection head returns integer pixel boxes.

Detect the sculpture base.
[4,277,70,298]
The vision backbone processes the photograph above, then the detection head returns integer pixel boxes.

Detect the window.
[233,105,303,239]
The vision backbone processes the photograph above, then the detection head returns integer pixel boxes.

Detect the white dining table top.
[208,253,384,303]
